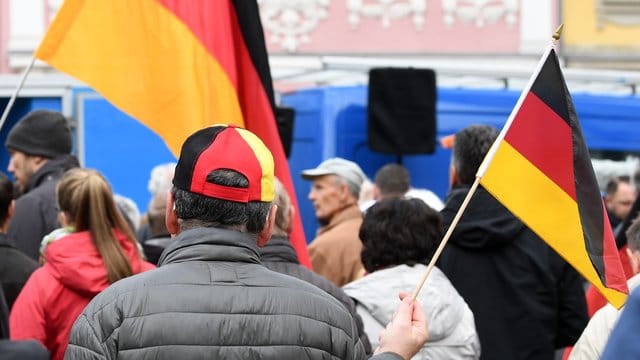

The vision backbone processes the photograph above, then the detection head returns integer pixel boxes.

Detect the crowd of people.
[1,109,640,359]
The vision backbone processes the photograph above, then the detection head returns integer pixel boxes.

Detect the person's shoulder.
[273,262,352,303]
[0,246,38,271]
[14,181,56,206]
[258,265,348,308]
[80,269,160,316]
[0,339,49,360]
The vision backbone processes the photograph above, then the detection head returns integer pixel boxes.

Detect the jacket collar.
[24,154,79,193]
[158,227,262,266]
[317,204,362,236]
[259,235,299,264]
[0,233,12,248]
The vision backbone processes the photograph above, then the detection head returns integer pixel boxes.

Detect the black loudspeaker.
[275,106,295,158]
[368,68,437,154]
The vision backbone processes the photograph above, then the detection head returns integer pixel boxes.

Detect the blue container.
[283,85,640,242]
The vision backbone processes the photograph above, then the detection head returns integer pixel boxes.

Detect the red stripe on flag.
[505,92,576,201]
[602,205,628,290]
[157,0,240,89]
[155,0,311,268]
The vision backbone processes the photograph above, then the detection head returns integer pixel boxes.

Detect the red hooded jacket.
[9,230,154,360]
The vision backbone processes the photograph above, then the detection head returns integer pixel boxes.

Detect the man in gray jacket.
[65,125,427,360]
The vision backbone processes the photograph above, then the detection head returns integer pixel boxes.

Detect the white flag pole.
[0,55,37,133]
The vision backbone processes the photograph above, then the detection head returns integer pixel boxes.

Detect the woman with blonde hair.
[9,168,154,360]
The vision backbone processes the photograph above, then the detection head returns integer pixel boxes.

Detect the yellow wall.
[564,0,640,47]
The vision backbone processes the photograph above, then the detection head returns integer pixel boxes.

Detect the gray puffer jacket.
[65,227,368,360]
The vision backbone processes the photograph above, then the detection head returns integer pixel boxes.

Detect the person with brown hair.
[344,198,479,359]
[9,168,154,360]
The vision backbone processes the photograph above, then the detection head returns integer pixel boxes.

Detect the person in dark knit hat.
[5,110,79,260]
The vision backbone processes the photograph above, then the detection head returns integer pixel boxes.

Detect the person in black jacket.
[437,124,588,360]
[0,172,37,310]
[66,125,427,360]
[261,178,372,354]
[0,284,49,360]
[5,110,79,260]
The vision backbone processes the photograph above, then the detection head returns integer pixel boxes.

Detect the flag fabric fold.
[478,46,628,308]
[35,0,310,267]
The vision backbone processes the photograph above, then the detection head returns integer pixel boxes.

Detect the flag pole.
[411,176,481,300]
[0,55,37,133]
[411,24,565,301]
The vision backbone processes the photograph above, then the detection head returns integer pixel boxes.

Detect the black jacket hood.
[441,185,526,250]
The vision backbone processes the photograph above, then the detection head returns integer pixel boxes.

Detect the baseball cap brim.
[301,168,337,179]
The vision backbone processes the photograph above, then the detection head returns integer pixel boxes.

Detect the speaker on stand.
[367,67,437,164]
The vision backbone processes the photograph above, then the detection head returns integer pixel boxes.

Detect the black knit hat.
[5,110,72,158]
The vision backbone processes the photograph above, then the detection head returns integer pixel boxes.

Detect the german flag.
[478,47,629,308]
[35,0,311,267]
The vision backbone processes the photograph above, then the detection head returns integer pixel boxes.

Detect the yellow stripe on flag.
[481,141,627,308]
[36,0,244,156]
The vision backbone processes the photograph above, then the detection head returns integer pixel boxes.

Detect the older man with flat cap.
[302,158,367,287]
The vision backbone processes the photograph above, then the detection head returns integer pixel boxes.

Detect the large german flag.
[35,0,311,267]
[478,47,628,308]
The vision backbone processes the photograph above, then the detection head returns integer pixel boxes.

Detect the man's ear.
[31,155,48,166]
[372,184,381,200]
[449,166,460,187]
[257,205,277,247]
[627,247,640,275]
[7,200,14,223]
[165,191,180,236]
[58,211,71,227]
[286,205,295,234]
[338,181,354,203]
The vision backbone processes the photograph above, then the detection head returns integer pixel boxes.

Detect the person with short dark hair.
[5,110,80,260]
[0,172,38,311]
[65,125,428,360]
[437,124,588,360]
[373,163,410,200]
[360,163,444,212]
[344,198,480,359]
[605,175,636,230]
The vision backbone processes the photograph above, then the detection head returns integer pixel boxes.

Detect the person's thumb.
[394,295,414,323]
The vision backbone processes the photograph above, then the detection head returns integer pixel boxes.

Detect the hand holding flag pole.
[412,25,628,309]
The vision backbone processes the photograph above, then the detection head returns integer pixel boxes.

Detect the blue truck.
[2,77,640,241]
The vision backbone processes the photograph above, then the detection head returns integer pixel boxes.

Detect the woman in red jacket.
[9,168,154,360]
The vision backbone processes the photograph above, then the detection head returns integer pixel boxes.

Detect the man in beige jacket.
[301,158,367,287]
